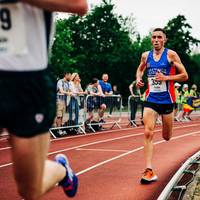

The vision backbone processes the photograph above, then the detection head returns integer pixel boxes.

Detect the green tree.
[50,19,76,78]
[164,15,200,85]
[189,54,200,89]
[64,0,137,96]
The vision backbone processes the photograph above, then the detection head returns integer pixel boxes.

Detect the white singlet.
[0,2,50,71]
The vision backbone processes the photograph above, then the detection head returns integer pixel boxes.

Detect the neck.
[154,47,164,55]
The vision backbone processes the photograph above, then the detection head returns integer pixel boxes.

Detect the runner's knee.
[144,129,154,139]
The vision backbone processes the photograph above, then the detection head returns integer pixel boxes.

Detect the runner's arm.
[156,50,188,82]
[136,52,147,87]
[21,0,88,15]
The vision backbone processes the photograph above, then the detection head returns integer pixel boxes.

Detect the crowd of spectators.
[175,83,199,121]
[55,72,121,129]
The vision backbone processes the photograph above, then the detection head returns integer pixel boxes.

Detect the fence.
[49,94,123,138]
[127,95,144,127]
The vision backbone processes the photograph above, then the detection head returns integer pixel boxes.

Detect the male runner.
[0,0,88,199]
[136,28,188,184]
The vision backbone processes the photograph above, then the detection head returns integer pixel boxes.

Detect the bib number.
[149,77,167,93]
[0,3,27,55]
[0,8,11,30]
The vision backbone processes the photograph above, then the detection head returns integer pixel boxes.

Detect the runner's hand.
[155,70,167,81]
[136,79,144,88]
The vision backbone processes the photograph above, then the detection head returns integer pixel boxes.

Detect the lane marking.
[0,163,12,168]
[0,125,199,169]
[76,130,200,176]
[50,123,200,141]
[1,123,199,151]
[0,147,11,151]
[76,148,129,152]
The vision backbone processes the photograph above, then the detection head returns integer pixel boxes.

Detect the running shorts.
[144,101,174,115]
[0,69,56,137]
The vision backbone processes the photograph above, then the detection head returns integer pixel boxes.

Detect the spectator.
[85,78,106,122]
[190,84,198,98]
[181,84,192,121]
[68,73,85,125]
[56,72,72,127]
[99,73,113,95]
[187,84,198,119]
[129,80,141,126]
[98,73,113,122]
[174,82,182,121]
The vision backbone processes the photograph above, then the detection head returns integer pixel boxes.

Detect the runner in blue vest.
[136,28,188,184]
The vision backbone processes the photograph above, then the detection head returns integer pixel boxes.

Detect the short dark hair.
[153,28,166,35]
[63,72,71,76]
[91,78,98,84]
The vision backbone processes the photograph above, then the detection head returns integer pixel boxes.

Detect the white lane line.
[0,123,199,151]
[0,125,199,169]
[76,148,129,152]
[50,123,200,142]
[0,131,147,168]
[0,138,8,141]
[0,163,12,168]
[0,147,11,151]
[76,130,200,176]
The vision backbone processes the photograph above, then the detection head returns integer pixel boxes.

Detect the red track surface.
[0,117,200,200]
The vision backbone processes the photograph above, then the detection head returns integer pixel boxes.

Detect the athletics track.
[0,114,200,200]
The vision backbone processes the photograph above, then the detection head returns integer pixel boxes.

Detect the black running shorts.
[144,101,174,115]
[0,69,56,138]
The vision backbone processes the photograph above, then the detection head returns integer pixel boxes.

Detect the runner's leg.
[143,107,157,169]
[10,133,66,200]
[161,113,173,141]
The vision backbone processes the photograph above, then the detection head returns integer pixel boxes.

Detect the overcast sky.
[88,0,200,40]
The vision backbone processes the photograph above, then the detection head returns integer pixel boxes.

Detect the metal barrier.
[84,94,122,132]
[49,95,86,138]
[50,94,123,137]
[127,95,144,127]
[157,150,200,200]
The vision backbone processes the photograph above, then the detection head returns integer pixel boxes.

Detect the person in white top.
[0,0,88,199]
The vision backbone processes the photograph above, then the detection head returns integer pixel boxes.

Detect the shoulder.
[142,51,150,59]
[141,51,150,63]
[57,79,63,84]
[99,80,104,85]
[167,49,177,56]
[167,49,179,60]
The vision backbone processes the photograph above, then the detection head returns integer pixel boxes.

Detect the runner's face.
[151,31,166,50]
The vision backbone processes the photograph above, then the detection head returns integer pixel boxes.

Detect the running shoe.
[55,154,78,197]
[140,168,158,184]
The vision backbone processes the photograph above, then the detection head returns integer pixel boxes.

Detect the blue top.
[99,80,112,94]
[145,48,175,104]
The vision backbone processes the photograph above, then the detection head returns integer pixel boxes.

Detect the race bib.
[0,3,28,56]
[148,77,167,93]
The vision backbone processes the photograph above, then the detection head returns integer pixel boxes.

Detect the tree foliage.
[50,19,76,78]
[164,15,200,86]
